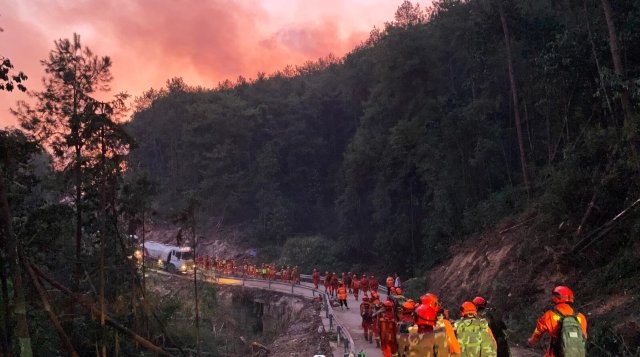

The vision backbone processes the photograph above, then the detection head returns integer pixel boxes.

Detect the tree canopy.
[128,0,640,275]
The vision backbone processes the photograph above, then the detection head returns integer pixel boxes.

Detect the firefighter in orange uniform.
[377,299,398,357]
[397,299,416,333]
[360,296,374,343]
[360,274,370,297]
[323,271,330,293]
[338,283,349,310]
[528,286,588,357]
[312,268,320,289]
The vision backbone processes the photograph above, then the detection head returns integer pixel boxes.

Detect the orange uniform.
[529,303,587,357]
[338,286,347,300]
[436,318,461,354]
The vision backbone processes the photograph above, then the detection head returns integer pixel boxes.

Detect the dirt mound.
[141,223,248,258]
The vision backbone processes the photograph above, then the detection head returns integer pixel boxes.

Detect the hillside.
[418,213,640,355]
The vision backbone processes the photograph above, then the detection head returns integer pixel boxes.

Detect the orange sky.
[0,0,427,127]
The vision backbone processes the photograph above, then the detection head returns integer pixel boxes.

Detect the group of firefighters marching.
[193,256,302,283]
[311,269,587,357]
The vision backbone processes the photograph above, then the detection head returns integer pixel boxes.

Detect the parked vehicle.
[135,241,194,274]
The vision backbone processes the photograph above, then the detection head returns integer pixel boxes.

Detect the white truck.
[136,241,194,274]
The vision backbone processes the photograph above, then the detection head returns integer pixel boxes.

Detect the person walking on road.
[330,272,339,298]
[360,296,374,343]
[352,274,360,301]
[474,296,511,357]
[369,274,379,296]
[323,271,330,293]
[378,300,398,357]
[360,274,370,298]
[312,268,320,289]
[338,283,349,310]
[455,301,497,357]
[527,286,587,357]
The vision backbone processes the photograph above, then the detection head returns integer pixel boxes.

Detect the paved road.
[151,270,542,357]
[151,270,380,356]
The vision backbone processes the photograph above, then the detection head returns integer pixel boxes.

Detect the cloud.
[0,0,408,127]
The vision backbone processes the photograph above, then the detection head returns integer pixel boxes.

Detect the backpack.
[455,317,497,357]
[361,303,372,321]
[552,309,586,357]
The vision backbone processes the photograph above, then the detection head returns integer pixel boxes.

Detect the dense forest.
[129,0,640,274]
[1,0,640,355]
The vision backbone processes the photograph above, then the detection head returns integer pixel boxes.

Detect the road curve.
[150,269,381,356]
[150,270,543,357]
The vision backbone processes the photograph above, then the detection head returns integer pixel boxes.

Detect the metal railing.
[150,269,358,356]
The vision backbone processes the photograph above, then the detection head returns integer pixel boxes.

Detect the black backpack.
[552,308,586,357]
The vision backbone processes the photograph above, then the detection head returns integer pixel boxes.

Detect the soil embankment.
[148,272,333,356]
[421,215,640,353]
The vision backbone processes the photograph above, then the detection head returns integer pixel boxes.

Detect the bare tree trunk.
[23,260,79,357]
[499,1,529,189]
[600,0,633,122]
[0,249,11,357]
[0,168,33,357]
[583,0,614,119]
[99,126,107,357]
[29,261,175,357]
[75,142,82,292]
[192,214,200,357]
[141,207,149,338]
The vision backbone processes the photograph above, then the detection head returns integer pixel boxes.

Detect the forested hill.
[128,0,640,274]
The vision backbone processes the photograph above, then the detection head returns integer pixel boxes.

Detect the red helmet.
[390,287,397,295]
[473,296,487,309]
[414,304,437,326]
[402,299,416,311]
[460,301,477,317]
[552,286,574,304]
[395,288,403,295]
[362,296,370,302]
[420,293,439,310]
[383,300,394,309]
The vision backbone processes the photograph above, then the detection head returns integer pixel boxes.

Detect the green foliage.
[127,0,640,277]
[279,236,344,273]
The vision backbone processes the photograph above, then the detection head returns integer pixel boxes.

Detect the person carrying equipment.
[360,296,374,343]
[392,288,407,318]
[338,283,349,310]
[455,301,497,357]
[352,274,360,301]
[437,308,461,355]
[397,299,416,333]
[527,286,587,357]
[378,300,398,357]
[371,293,383,347]
[474,296,511,357]
[414,294,439,333]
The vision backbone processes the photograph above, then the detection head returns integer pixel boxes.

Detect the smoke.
[0,0,405,126]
